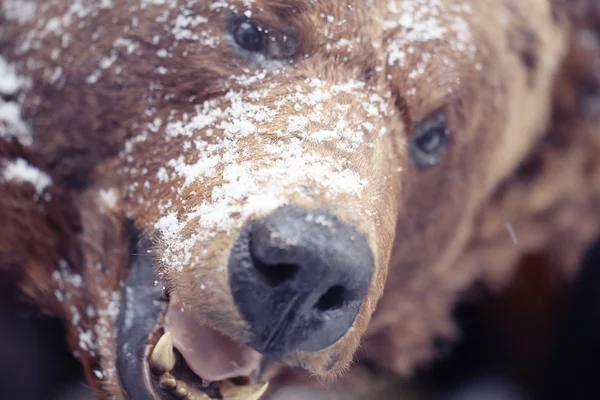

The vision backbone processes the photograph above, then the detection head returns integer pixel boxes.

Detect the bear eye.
[409,113,450,168]
[232,19,266,53]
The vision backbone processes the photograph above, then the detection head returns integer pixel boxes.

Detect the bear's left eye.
[409,113,450,168]
[232,19,266,53]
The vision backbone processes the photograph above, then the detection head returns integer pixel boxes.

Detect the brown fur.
[0,0,599,398]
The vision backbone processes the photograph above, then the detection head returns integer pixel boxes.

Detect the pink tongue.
[165,304,262,382]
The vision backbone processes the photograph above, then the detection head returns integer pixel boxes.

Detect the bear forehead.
[4,0,479,136]
[6,0,476,76]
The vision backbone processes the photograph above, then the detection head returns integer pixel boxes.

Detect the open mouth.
[116,235,272,400]
[145,310,270,400]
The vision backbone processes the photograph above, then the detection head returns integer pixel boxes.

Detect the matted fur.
[0,0,599,398]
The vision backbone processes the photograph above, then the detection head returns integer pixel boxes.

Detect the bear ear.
[0,142,82,312]
[0,148,62,305]
[0,190,79,310]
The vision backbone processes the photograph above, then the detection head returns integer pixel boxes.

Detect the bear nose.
[228,205,374,357]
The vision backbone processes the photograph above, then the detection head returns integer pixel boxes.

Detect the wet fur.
[0,0,599,398]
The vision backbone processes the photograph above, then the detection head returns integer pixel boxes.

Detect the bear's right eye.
[409,112,451,168]
[232,19,266,53]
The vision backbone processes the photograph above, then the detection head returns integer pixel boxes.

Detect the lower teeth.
[158,371,209,399]
[158,372,177,390]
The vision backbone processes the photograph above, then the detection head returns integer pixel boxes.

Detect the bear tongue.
[164,303,262,382]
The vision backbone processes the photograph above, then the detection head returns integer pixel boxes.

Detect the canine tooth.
[220,381,269,400]
[150,332,176,373]
[159,372,177,389]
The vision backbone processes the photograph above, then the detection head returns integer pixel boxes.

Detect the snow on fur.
[385,0,475,68]
[2,0,477,273]
[137,75,393,271]
[0,56,32,145]
[112,1,475,272]
[1,158,52,198]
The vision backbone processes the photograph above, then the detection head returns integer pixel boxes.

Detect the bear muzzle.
[116,206,374,399]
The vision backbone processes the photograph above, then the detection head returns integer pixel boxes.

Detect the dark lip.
[116,234,173,400]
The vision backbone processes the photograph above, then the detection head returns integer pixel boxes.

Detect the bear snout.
[228,205,374,358]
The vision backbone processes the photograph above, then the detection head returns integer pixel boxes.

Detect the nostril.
[255,261,300,286]
[315,285,347,312]
[251,249,299,287]
[249,232,300,286]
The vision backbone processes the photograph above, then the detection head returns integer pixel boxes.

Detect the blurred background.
[2,235,600,400]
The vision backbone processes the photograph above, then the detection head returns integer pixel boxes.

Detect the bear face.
[0,0,588,399]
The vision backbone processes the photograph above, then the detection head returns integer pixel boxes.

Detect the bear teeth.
[158,372,177,390]
[158,371,269,399]
[150,331,269,399]
[158,371,211,399]
[150,332,176,373]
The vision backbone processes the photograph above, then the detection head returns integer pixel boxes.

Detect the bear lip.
[116,236,172,399]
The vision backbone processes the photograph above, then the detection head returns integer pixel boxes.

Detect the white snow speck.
[86,69,102,84]
[2,0,37,24]
[385,0,476,78]
[1,158,52,197]
[0,56,26,95]
[113,38,140,55]
[99,188,119,210]
[0,101,32,146]
[0,57,32,145]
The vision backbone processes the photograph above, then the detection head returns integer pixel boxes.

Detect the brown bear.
[1,0,599,399]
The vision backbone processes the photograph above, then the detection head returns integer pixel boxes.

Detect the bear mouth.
[144,308,270,400]
[116,236,271,400]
